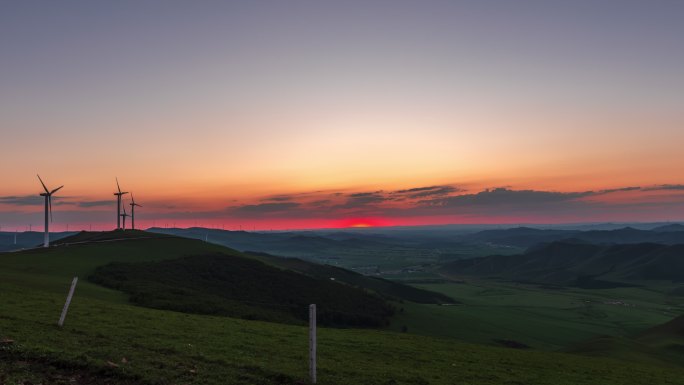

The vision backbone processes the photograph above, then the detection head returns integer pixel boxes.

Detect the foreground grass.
[2,280,684,385]
[1,236,683,384]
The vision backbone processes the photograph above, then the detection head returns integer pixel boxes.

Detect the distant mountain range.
[0,231,75,252]
[458,225,684,248]
[442,241,684,287]
[149,224,684,255]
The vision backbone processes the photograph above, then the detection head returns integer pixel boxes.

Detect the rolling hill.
[442,241,684,287]
[458,226,684,248]
[17,231,453,328]
[567,314,684,367]
[147,227,523,272]
[2,231,684,384]
[247,251,455,304]
[90,254,395,327]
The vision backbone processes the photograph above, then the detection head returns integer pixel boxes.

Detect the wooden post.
[58,277,78,327]
[309,304,317,384]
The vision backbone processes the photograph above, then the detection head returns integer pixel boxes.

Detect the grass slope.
[2,232,684,384]
[90,254,394,327]
[2,279,684,384]
[52,229,169,244]
[247,251,456,304]
[386,280,683,350]
[566,315,684,367]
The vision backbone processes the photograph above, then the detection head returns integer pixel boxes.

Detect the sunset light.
[0,1,682,231]
[2,2,684,384]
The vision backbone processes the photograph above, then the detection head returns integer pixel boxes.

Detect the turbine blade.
[37,174,49,193]
[49,196,53,222]
[116,177,121,194]
[51,185,64,194]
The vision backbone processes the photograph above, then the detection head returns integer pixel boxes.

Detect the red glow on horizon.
[336,218,389,228]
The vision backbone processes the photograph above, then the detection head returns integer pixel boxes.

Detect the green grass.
[0,235,231,303]
[247,252,456,304]
[2,280,684,384]
[90,254,395,327]
[387,281,684,350]
[2,234,684,384]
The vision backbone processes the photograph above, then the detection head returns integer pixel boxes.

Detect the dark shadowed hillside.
[247,251,457,304]
[90,253,396,327]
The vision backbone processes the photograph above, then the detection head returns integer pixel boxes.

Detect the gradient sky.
[1,1,683,230]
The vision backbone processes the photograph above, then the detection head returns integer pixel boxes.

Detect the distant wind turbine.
[121,203,131,230]
[129,193,142,230]
[37,174,64,248]
[114,178,128,230]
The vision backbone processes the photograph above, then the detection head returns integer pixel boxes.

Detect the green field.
[387,280,684,350]
[1,233,684,384]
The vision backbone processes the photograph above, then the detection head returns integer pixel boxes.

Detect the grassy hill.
[567,314,684,367]
[247,251,456,304]
[90,254,395,327]
[2,231,684,384]
[52,229,169,244]
[11,230,449,328]
[442,241,684,287]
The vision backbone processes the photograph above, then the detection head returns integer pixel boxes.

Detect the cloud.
[643,184,684,191]
[421,188,593,208]
[393,185,461,199]
[335,191,386,209]
[0,195,42,206]
[597,187,641,194]
[261,195,294,202]
[310,199,332,207]
[5,182,684,226]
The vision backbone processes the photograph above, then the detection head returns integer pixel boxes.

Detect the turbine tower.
[129,193,142,230]
[37,174,64,248]
[113,178,128,230]
[120,203,131,230]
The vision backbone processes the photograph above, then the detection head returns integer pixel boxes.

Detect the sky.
[1,0,683,231]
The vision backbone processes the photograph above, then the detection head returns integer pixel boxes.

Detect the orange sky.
[1,1,684,230]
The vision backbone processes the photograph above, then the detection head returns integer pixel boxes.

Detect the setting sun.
[350,223,372,228]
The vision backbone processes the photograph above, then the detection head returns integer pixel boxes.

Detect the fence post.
[309,303,317,384]
[58,277,78,327]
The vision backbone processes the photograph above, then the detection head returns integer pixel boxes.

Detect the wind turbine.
[37,174,64,248]
[114,178,128,230]
[120,203,131,230]
[129,193,142,230]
